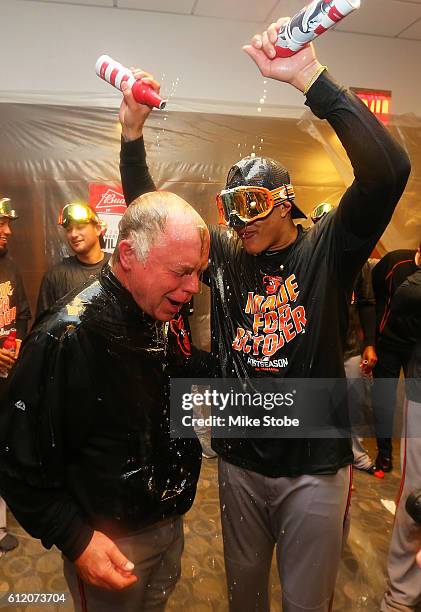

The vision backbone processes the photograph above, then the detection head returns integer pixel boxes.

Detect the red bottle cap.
[3,331,17,350]
[132,81,167,110]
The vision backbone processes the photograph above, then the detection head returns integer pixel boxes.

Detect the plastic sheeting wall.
[1,102,420,348]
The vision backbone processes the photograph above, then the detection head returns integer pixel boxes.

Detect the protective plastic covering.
[1,102,420,349]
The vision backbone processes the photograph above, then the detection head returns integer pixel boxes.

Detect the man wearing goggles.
[36,201,110,317]
[217,183,299,229]
[0,197,31,553]
[118,18,410,612]
[215,157,306,257]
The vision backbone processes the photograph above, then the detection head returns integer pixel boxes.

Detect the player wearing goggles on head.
[36,201,110,318]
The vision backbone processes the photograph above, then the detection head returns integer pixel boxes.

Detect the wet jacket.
[0,266,202,560]
[120,72,411,477]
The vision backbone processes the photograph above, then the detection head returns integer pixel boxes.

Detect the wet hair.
[111,192,206,265]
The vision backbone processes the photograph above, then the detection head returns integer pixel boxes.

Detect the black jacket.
[0,266,202,561]
[120,72,411,477]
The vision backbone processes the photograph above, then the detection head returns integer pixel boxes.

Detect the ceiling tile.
[334,0,421,37]
[117,0,195,13]
[193,0,278,22]
[266,0,308,25]
[266,0,421,37]
[24,0,114,5]
[397,15,421,38]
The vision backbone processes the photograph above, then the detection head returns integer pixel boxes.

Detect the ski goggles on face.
[0,198,18,220]
[58,203,99,228]
[216,185,295,228]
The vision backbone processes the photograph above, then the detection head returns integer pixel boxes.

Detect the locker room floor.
[0,438,418,612]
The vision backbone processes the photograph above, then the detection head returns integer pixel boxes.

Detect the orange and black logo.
[170,315,192,357]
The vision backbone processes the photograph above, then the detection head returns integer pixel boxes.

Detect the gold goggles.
[0,198,18,220]
[310,202,334,223]
[58,203,99,228]
[216,185,295,228]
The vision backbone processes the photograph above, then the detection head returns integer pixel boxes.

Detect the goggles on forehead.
[310,202,334,223]
[58,203,99,228]
[0,198,18,220]
[216,184,295,228]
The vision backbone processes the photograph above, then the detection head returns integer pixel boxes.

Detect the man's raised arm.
[119,70,158,205]
[244,17,411,246]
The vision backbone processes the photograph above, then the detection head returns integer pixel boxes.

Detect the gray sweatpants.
[344,355,375,470]
[218,458,351,612]
[381,400,421,611]
[63,516,184,612]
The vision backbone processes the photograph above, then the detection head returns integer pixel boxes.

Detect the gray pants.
[381,400,421,611]
[345,355,374,470]
[63,517,184,612]
[218,458,351,612]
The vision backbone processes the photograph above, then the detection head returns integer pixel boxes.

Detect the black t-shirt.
[206,211,372,475]
[36,253,111,318]
[0,255,31,342]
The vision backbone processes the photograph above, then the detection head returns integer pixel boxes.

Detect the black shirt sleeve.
[120,136,156,205]
[305,72,411,275]
[355,264,376,347]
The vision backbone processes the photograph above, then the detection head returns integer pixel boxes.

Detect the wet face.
[235,205,292,255]
[123,218,210,321]
[0,218,12,254]
[65,222,101,256]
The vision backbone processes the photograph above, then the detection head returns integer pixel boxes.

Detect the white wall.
[1,0,421,117]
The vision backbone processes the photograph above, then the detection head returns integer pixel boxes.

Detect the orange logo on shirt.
[232,274,307,369]
[0,281,16,330]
